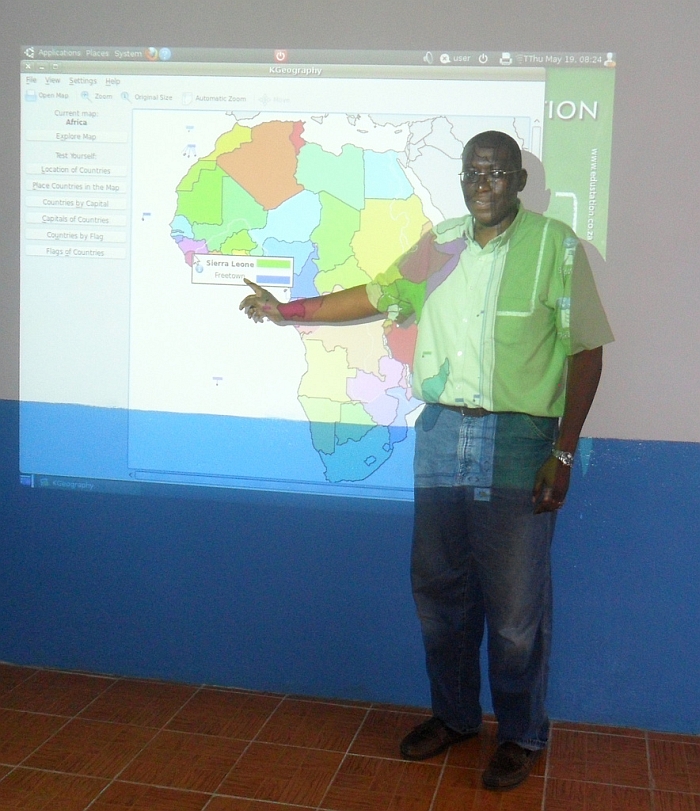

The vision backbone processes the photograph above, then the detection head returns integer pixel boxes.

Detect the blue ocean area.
[19,402,415,500]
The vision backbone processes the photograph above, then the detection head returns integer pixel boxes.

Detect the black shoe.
[400,716,478,761]
[482,741,542,790]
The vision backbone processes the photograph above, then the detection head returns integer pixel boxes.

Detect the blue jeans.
[411,405,558,750]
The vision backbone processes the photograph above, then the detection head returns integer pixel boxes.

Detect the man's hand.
[531,346,603,514]
[532,455,571,514]
[239,279,284,324]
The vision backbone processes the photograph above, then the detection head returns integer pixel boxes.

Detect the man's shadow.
[520,150,608,285]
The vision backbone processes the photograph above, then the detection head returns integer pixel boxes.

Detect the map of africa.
[168,116,453,483]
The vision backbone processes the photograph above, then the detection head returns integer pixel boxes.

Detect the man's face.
[461,144,526,231]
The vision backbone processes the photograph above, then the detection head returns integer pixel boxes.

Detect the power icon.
[478,53,488,64]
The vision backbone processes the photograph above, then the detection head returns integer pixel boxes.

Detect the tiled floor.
[0,662,699,810]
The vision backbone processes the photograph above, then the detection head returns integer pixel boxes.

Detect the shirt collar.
[464,203,524,250]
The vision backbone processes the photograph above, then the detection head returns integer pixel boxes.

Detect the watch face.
[553,450,574,466]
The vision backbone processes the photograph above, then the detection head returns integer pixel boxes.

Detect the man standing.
[241,131,613,790]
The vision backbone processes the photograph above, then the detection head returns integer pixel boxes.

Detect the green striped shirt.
[366,206,613,417]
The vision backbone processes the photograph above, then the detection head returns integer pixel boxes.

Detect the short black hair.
[462,131,522,169]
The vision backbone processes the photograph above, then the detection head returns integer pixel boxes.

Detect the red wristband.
[277,300,307,320]
[277,298,323,321]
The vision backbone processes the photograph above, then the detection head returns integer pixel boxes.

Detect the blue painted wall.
[1,398,698,733]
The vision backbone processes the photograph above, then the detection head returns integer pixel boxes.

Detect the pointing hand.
[239,278,283,324]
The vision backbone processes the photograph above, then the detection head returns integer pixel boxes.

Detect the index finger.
[243,278,263,295]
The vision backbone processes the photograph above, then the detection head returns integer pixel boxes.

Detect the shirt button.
[457,351,463,357]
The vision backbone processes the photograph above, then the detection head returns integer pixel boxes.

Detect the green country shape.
[221,176,267,232]
[376,275,428,323]
[190,176,267,251]
[314,255,371,294]
[175,164,227,225]
[220,230,258,253]
[191,221,231,251]
[176,159,216,193]
[308,420,336,455]
[296,142,365,211]
[310,191,361,273]
[335,422,374,446]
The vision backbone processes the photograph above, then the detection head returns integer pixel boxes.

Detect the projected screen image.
[19,47,616,500]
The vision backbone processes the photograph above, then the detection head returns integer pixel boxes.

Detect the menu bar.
[21,47,617,68]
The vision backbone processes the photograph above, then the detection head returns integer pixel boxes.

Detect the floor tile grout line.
[550,724,653,742]
[4,666,700,809]
[9,665,696,738]
[0,765,20,790]
[79,675,207,728]
[69,674,121,720]
[206,792,317,810]
[551,721,648,739]
[645,729,659,811]
[541,726,553,811]
[278,694,373,711]
[0,671,117,719]
[200,690,289,809]
[79,691,208,811]
[313,704,372,811]
[367,701,431,714]
[158,682,208,731]
[244,690,292,742]
[9,721,690,802]
[427,753,449,811]
[0,665,41,699]
[9,712,77,772]
[4,765,700,806]
[536,773,671,791]
[10,677,206,810]
[76,774,235,808]
[59,726,162,811]
[0,706,90,721]
[2,663,289,706]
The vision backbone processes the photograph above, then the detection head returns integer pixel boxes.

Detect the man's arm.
[532,346,603,513]
[240,279,379,324]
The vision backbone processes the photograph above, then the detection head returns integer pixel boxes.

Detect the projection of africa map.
[126,110,534,492]
[171,118,430,483]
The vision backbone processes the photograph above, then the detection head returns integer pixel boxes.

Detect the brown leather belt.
[438,404,492,418]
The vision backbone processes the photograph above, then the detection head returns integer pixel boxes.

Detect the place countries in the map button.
[26,179,127,193]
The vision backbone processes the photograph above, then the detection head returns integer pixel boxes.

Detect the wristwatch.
[551,449,574,467]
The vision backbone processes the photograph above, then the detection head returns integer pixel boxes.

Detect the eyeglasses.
[459,169,521,186]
